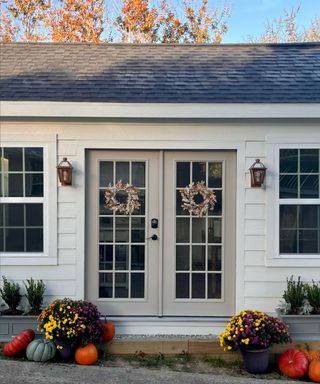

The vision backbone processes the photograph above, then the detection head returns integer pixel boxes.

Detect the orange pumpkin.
[309,350,320,362]
[309,360,320,383]
[301,349,320,363]
[75,343,98,365]
[301,349,310,361]
[102,320,115,343]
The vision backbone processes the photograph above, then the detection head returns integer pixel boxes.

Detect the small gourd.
[26,339,56,362]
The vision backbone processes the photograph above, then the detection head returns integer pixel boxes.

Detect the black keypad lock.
[151,218,158,228]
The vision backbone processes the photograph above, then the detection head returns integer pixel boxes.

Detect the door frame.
[80,139,245,320]
[86,149,236,317]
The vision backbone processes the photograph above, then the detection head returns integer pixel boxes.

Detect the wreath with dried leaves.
[104,180,140,215]
[179,181,217,217]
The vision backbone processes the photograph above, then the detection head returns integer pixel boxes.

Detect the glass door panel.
[175,161,223,300]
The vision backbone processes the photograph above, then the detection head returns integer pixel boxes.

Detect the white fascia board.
[1,101,320,119]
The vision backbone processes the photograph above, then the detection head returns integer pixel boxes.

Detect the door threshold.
[104,316,230,336]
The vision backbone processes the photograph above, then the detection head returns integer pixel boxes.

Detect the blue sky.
[224,0,319,42]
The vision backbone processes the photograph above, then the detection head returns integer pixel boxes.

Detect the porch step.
[105,337,320,361]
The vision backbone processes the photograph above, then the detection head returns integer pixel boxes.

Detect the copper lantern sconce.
[249,159,267,188]
[57,157,73,186]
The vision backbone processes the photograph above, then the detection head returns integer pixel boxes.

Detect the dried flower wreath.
[179,181,216,217]
[104,180,140,215]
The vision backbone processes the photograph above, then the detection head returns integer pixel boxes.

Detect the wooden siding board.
[58,234,76,249]
[58,202,77,218]
[244,251,265,266]
[245,204,265,220]
[244,220,265,236]
[58,218,77,234]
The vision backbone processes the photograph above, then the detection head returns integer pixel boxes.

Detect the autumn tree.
[115,0,230,43]
[0,3,18,42]
[302,16,320,42]
[47,0,105,42]
[114,0,160,43]
[0,0,49,42]
[181,0,230,43]
[158,0,187,43]
[0,0,231,44]
[249,6,320,43]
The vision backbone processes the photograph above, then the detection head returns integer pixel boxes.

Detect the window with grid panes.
[279,149,320,255]
[0,147,44,253]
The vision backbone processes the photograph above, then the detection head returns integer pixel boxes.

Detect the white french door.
[86,151,160,315]
[86,150,236,317]
[163,151,236,316]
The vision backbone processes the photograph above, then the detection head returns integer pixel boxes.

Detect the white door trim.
[78,140,245,315]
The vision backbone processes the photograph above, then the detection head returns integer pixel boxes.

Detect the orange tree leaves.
[115,0,159,43]
[0,0,231,43]
[182,0,230,43]
[0,0,49,42]
[48,0,105,42]
[115,0,230,43]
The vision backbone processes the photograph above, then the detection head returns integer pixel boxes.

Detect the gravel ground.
[0,359,309,384]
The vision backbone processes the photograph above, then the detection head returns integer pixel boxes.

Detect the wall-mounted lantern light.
[249,159,267,188]
[57,157,73,186]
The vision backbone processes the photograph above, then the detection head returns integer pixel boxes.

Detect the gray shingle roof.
[1,42,320,103]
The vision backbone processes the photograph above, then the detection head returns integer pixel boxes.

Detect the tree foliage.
[48,0,105,42]
[249,6,320,43]
[0,0,230,43]
[1,1,319,44]
[0,0,49,42]
[115,0,159,43]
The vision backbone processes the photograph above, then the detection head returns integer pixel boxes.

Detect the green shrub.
[283,275,305,314]
[0,276,21,314]
[24,278,46,315]
[305,280,320,315]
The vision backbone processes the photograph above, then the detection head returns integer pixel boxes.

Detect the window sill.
[0,256,57,266]
[266,257,320,268]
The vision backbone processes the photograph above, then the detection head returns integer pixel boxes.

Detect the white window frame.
[266,139,320,267]
[0,135,57,265]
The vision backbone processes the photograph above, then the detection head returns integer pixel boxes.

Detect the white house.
[0,42,319,335]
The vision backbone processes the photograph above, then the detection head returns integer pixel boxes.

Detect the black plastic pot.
[241,348,270,374]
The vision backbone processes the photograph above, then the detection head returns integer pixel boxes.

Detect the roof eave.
[1,101,320,119]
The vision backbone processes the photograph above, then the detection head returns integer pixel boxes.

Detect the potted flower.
[276,276,320,341]
[220,310,291,374]
[38,298,103,362]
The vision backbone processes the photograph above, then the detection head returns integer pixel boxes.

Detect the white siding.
[1,120,320,316]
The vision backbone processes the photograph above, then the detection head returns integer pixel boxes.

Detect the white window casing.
[266,137,320,267]
[0,135,57,265]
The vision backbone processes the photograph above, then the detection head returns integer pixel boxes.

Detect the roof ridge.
[1,42,320,47]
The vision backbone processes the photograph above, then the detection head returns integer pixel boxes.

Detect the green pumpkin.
[26,339,56,362]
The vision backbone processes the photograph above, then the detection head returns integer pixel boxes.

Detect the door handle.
[146,234,158,241]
